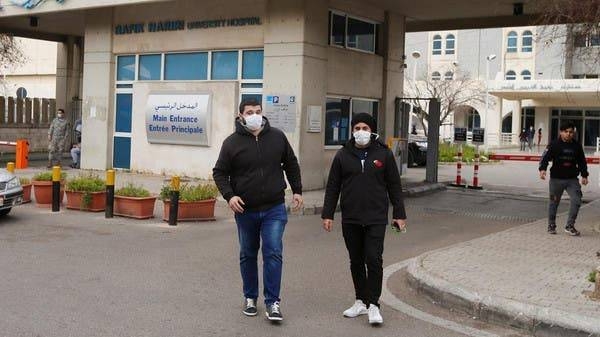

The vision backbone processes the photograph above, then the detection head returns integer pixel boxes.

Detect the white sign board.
[145,93,211,146]
[307,105,322,133]
[264,95,296,133]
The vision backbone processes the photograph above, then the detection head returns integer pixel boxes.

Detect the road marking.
[381,259,500,337]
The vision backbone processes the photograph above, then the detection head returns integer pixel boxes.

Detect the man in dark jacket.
[321,113,406,325]
[539,122,588,236]
[213,98,303,322]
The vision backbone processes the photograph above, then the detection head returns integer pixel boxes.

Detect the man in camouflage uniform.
[47,109,70,168]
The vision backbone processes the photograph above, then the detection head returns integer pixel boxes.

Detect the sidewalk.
[406,198,600,336]
[12,165,446,217]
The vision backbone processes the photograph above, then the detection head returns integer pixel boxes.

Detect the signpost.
[451,127,467,187]
[469,128,484,189]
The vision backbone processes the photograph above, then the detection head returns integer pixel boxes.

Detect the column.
[56,36,83,144]
[381,12,406,141]
[263,0,328,190]
[80,8,114,170]
[511,99,522,145]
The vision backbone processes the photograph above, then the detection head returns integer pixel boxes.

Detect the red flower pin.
[373,160,384,168]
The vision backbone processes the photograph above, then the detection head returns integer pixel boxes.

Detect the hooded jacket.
[321,138,406,225]
[213,117,302,211]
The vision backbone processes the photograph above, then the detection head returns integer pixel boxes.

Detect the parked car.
[0,169,24,216]
[408,135,427,167]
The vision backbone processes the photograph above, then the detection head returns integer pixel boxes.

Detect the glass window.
[431,71,441,80]
[585,110,600,117]
[444,71,453,80]
[330,12,345,47]
[507,31,517,53]
[551,109,559,116]
[347,17,375,52]
[432,35,442,55]
[590,34,600,46]
[505,70,516,80]
[584,119,600,146]
[574,34,587,47]
[445,34,455,55]
[561,109,582,116]
[467,110,480,131]
[113,136,131,169]
[325,98,351,145]
[241,94,263,104]
[211,51,238,80]
[242,50,264,79]
[164,52,208,80]
[117,55,135,81]
[521,70,532,80]
[115,93,132,133]
[522,30,533,52]
[138,54,161,80]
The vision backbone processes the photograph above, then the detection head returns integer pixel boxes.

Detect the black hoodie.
[213,117,302,212]
[321,138,406,225]
[539,138,588,179]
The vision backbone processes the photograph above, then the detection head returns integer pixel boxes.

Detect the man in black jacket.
[321,113,406,325]
[539,122,588,236]
[213,98,303,322]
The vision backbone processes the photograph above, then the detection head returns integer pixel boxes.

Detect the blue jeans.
[235,203,287,305]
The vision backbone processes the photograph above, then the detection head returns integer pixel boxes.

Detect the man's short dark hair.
[239,98,262,114]
[559,122,575,131]
[57,108,65,114]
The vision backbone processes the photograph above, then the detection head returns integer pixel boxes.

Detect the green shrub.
[438,142,492,163]
[160,182,219,202]
[19,177,31,185]
[588,270,597,283]
[33,171,67,181]
[116,183,151,197]
[66,174,105,193]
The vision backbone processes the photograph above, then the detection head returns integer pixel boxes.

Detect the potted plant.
[160,182,219,221]
[65,174,106,212]
[19,177,32,203]
[32,171,66,207]
[114,183,157,219]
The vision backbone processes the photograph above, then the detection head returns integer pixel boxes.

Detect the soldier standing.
[47,109,69,168]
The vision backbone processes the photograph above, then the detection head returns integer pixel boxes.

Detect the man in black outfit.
[321,113,406,325]
[213,98,303,322]
[539,122,588,236]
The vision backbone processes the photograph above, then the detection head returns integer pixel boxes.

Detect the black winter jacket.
[539,138,588,179]
[213,117,302,211]
[321,139,406,225]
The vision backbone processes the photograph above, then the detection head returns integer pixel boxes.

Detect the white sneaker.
[343,300,368,317]
[368,305,383,324]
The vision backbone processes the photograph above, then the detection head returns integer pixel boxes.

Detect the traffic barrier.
[169,176,180,226]
[52,166,61,212]
[0,139,29,169]
[106,170,115,218]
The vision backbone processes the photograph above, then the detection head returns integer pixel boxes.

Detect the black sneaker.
[547,225,557,235]
[564,226,580,236]
[242,298,257,316]
[265,301,283,321]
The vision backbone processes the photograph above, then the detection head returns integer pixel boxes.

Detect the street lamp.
[411,50,421,82]
[485,54,496,146]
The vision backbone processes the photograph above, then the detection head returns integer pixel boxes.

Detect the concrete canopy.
[0,0,544,40]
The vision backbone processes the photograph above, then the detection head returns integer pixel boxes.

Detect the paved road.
[0,187,564,337]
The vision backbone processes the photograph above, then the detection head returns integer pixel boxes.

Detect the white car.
[0,169,24,216]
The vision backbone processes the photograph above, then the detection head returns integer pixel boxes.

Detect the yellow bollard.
[169,176,180,226]
[52,165,61,212]
[6,162,15,173]
[106,170,115,218]
[171,176,180,191]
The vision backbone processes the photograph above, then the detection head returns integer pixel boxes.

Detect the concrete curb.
[286,182,447,215]
[406,255,600,337]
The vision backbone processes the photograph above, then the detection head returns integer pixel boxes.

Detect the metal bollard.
[168,176,180,226]
[6,162,15,173]
[105,170,115,218]
[52,166,61,212]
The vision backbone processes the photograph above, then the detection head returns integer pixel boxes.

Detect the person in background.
[539,122,588,236]
[47,108,69,168]
[213,98,303,322]
[537,127,542,147]
[527,125,535,151]
[519,129,528,151]
[321,112,407,325]
[70,118,82,168]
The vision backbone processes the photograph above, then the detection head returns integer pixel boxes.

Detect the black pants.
[342,223,386,307]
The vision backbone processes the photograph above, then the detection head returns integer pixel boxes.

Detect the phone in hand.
[391,221,406,233]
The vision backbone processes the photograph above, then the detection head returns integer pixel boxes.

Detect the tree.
[535,0,600,67]
[0,34,25,94]
[404,69,487,137]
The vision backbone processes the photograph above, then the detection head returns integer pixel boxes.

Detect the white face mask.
[353,130,371,146]
[243,114,263,131]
